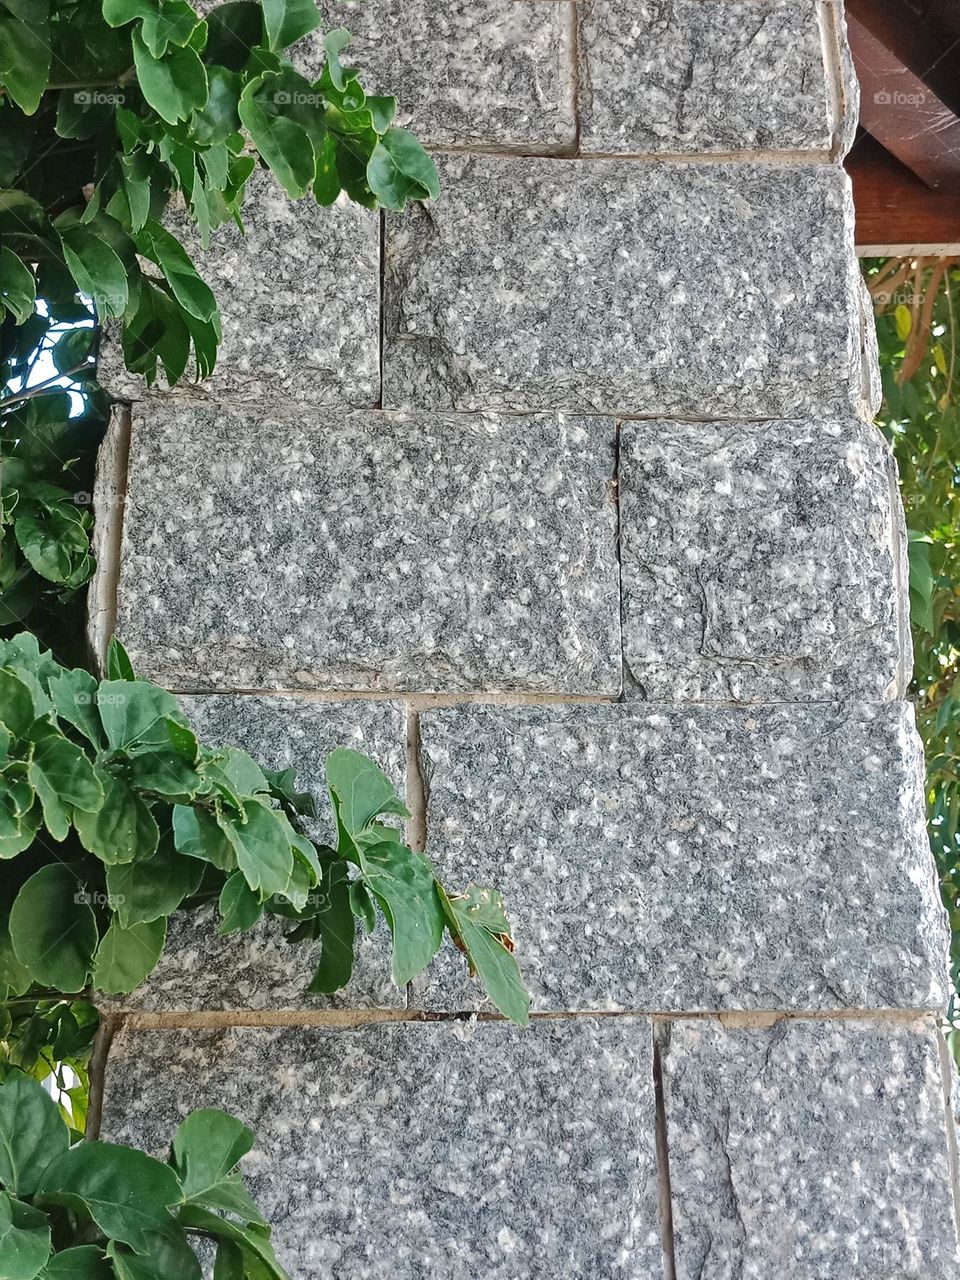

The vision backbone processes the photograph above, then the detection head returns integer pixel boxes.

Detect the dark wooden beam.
[847,134,960,252]
[846,0,960,191]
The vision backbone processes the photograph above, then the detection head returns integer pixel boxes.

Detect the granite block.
[662,1017,960,1278]
[111,404,620,694]
[382,156,864,418]
[98,169,379,408]
[101,1017,663,1278]
[411,702,949,1013]
[97,695,406,1011]
[577,0,835,155]
[304,1,576,151]
[619,419,902,701]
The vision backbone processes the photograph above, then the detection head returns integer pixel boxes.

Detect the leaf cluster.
[1,0,439,389]
[0,1070,291,1279]
[867,256,960,1054]
[0,631,529,1024]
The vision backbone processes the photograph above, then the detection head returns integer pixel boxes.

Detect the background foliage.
[865,256,960,1056]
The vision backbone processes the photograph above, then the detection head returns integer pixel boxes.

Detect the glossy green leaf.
[437,883,529,1026]
[0,247,35,324]
[58,225,128,320]
[97,681,183,752]
[75,771,159,864]
[106,637,136,682]
[0,1191,51,1280]
[325,749,409,837]
[172,804,237,871]
[28,735,104,839]
[261,0,321,50]
[37,1246,111,1279]
[0,3,51,114]
[92,917,167,993]
[107,837,204,928]
[132,28,208,125]
[218,801,293,897]
[306,857,354,994]
[175,1207,288,1280]
[0,1073,70,1197]
[9,864,98,992]
[367,128,440,210]
[171,1110,262,1220]
[35,1143,183,1253]
[358,842,443,986]
[217,872,263,935]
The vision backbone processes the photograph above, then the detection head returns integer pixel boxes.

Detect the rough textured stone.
[304,1,576,151]
[101,1017,663,1278]
[577,0,834,155]
[112,403,621,693]
[619,419,903,701]
[662,1017,960,1278]
[411,702,949,1013]
[382,156,864,418]
[98,169,379,407]
[98,695,406,1011]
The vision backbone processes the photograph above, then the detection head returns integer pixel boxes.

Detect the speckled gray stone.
[619,419,903,701]
[577,0,835,155]
[411,702,949,1013]
[98,695,406,1011]
[98,168,379,407]
[382,156,865,418]
[662,1017,960,1277]
[112,403,621,693]
[303,1,576,151]
[101,1017,663,1278]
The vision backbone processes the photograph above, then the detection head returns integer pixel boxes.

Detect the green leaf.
[105,1225,200,1280]
[367,128,440,210]
[171,1110,262,1221]
[106,636,136,682]
[358,842,444,986]
[261,0,321,50]
[135,223,217,323]
[97,681,183,752]
[217,801,293,898]
[349,879,376,934]
[174,1207,288,1280]
[322,29,351,91]
[51,327,94,375]
[325,749,409,838]
[140,0,202,57]
[0,247,35,324]
[305,857,354,994]
[57,225,128,320]
[0,668,37,737]
[0,1073,70,1197]
[0,1191,51,1280]
[37,1246,111,1279]
[102,0,153,25]
[0,3,51,114]
[218,872,263,935]
[75,771,160,865]
[35,1143,183,1253]
[437,883,529,1026]
[237,79,314,199]
[48,669,104,748]
[9,865,98,992]
[132,28,208,125]
[172,804,236,871]
[92,917,167,994]
[28,735,104,840]
[0,916,32,999]
[107,838,203,928]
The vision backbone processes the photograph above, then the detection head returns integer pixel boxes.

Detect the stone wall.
[91,2,960,1275]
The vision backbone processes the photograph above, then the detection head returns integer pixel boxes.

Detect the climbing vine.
[0,4,525,1276]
